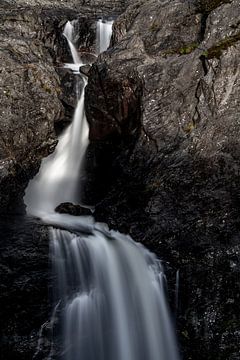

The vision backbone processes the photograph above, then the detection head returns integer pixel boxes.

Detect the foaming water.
[51,227,180,360]
[24,18,180,360]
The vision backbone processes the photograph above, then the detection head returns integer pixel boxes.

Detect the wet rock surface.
[85,0,240,359]
[55,202,92,216]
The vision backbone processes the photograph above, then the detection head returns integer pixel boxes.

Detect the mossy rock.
[179,43,199,55]
[203,32,240,59]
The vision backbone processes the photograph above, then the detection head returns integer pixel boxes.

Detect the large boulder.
[55,202,92,216]
[85,0,240,359]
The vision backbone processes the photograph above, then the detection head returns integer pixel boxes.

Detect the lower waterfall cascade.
[24,19,180,360]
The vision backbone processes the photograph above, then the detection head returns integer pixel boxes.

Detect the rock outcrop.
[55,202,92,216]
[0,4,64,213]
[85,0,240,359]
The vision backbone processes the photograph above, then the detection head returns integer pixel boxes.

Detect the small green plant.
[183,121,196,134]
[179,43,198,55]
[149,21,160,33]
[161,43,199,58]
[181,330,190,339]
[202,32,240,59]
[201,50,209,57]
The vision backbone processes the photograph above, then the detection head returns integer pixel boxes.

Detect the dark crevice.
[208,61,218,114]
[193,80,203,125]
[198,0,231,14]
[199,12,208,43]
[199,54,209,75]
[96,65,123,133]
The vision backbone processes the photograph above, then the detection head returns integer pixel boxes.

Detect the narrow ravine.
[24,19,180,360]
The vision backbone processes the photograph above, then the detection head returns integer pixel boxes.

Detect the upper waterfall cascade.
[24,19,180,360]
[97,19,113,54]
[24,21,88,217]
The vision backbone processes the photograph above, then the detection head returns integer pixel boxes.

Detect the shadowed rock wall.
[85,0,240,359]
[0,0,129,214]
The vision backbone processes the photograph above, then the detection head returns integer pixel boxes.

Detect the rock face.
[85,0,240,359]
[5,0,127,16]
[0,217,50,360]
[0,3,65,214]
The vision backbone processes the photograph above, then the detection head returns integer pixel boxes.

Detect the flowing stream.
[24,19,180,360]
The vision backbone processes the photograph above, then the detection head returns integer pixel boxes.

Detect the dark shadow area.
[0,216,50,360]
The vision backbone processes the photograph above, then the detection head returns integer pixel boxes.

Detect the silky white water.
[97,19,113,54]
[24,21,89,217]
[51,228,180,360]
[63,21,81,64]
[24,19,179,360]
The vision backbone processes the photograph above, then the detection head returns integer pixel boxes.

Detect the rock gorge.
[0,0,239,359]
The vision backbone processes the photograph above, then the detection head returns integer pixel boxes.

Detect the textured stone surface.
[0,4,64,214]
[85,0,240,359]
[3,0,128,16]
[0,217,50,360]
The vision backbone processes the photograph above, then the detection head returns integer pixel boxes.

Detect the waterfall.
[51,228,180,360]
[63,21,81,64]
[24,21,89,217]
[24,18,180,360]
[97,19,113,54]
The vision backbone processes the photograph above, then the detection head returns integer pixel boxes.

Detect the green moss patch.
[179,43,199,55]
[162,42,199,57]
[203,32,240,59]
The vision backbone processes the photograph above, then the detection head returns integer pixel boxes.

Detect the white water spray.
[24,18,180,360]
